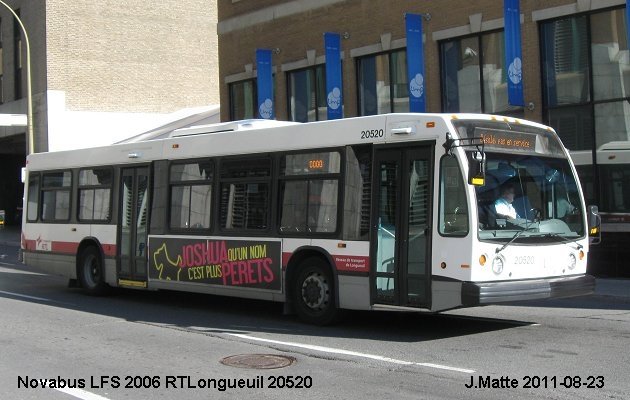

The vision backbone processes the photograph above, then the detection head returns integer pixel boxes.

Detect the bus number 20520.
[360,129,384,139]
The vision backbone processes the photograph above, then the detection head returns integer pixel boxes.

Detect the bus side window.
[220,158,271,231]
[41,171,72,222]
[278,151,341,234]
[169,161,213,230]
[343,145,371,240]
[78,168,113,222]
[439,156,469,236]
[26,174,40,222]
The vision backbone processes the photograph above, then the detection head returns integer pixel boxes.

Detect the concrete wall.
[0,0,220,152]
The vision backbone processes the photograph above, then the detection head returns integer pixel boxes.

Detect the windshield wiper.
[495,226,538,254]
[529,232,583,249]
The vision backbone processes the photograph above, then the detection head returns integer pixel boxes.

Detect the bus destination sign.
[476,128,536,152]
[308,159,325,170]
[148,236,281,290]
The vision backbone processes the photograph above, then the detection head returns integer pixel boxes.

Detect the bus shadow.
[80,288,537,343]
[0,269,536,343]
[501,295,630,311]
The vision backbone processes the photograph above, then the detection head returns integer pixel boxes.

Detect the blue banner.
[504,0,524,106]
[256,49,274,119]
[324,32,343,120]
[405,13,426,113]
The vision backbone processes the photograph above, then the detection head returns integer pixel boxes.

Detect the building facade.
[0,0,219,225]
[218,0,630,276]
[219,0,629,135]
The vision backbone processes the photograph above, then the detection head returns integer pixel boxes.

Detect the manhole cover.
[220,354,295,369]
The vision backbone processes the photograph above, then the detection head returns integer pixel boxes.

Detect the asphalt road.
[0,243,628,400]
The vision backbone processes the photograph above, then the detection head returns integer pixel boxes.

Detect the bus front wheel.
[292,257,339,325]
[78,246,109,296]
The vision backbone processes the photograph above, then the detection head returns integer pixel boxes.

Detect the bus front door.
[372,146,433,308]
[117,166,150,287]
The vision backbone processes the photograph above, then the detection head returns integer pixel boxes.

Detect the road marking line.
[56,388,111,400]
[228,333,475,374]
[231,325,293,332]
[0,290,52,302]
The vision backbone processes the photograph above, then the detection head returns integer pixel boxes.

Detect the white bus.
[21,114,598,324]
[571,141,630,277]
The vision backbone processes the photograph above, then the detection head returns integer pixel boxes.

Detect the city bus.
[571,142,630,277]
[21,113,598,324]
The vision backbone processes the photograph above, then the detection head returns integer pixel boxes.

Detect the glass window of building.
[440,31,523,117]
[229,79,256,120]
[358,50,409,115]
[287,65,327,122]
[541,8,630,150]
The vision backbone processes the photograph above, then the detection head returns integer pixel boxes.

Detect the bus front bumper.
[461,274,595,306]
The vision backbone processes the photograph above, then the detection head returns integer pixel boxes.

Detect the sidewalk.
[1,225,628,299]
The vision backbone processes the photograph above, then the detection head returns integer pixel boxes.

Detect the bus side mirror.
[587,205,601,245]
[468,151,486,186]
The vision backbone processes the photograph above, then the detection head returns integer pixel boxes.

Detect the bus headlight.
[568,253,577,270]
[492,256,504,275]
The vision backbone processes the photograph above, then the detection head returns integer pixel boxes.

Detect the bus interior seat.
[513,195,533,219]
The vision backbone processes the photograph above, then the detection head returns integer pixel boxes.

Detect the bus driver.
[494,182,519,220]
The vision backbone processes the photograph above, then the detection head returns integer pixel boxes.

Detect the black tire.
[78,246,110,296]
[292,257,339,325]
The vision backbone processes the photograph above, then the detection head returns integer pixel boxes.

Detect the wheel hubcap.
[301,273,329,310]
[85,255,99,286]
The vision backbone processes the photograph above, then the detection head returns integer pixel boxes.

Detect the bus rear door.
[371,145,433,308]
[117,166,150,287]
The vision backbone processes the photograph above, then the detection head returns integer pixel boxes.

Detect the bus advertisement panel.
[149,236,282,290]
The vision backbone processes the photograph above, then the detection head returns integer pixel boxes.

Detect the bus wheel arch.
[286,249,340,325]
[76,239,110,296]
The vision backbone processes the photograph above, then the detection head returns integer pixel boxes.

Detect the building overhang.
[0,114,26,127]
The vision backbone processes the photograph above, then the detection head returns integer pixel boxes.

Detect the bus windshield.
[476,152,585,243]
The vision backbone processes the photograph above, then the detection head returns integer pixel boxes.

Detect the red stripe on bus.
[23,239,35,251]
[101,244,117,257]
[52,241,80,254]
[282,252,292,269]
[22,238,116,257]
[601,214,630,223]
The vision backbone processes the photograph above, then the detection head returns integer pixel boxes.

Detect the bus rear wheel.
[292,257,339,325]
[78,246,109,296]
